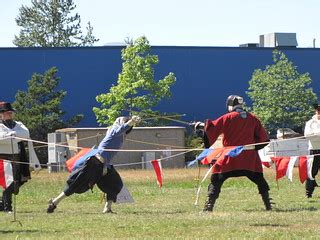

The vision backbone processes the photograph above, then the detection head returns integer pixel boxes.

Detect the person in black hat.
[0,102,40,212]
[304,102,320,198]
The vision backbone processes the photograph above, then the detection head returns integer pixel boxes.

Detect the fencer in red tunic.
[205,110,269,174]
[196,95,273,212]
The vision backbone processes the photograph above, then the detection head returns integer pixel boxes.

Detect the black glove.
[190,121,204,131]
[255,143,269,151]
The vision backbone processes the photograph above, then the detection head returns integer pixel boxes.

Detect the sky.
[0,0,319,48]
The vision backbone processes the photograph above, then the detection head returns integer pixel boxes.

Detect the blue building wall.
[1,46,320,127]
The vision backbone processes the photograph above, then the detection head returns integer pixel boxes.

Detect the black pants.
[1,183,16,211]
[305,150,320,194]
[1,154,24,212]
[96,166,123,202]
[64,156,103,196]
[207,170,270,200]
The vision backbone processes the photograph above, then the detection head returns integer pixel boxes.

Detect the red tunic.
[204,111,269,173]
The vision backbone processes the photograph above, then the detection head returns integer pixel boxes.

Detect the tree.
[93,36,177,125]
[13,0,99,47]
[124,36,134,46]
[247,50,317,134]
[12,67,83,162]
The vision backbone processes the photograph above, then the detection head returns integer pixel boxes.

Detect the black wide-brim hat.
[0,102,15,112]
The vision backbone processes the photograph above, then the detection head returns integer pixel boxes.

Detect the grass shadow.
[245,206,318,213]
[43,209,103,215]
[273,206,318,212]
[306,199,318,203]
[128,209,187,215]
[16,210,35,214]
[0,229,41,234]
[250,223,290,227]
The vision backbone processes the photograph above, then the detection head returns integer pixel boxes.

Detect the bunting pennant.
[226,146,244,157]
[187,148,214,167]
[271,156,297,181]
[286,156,299,182]
[286,156,298,181]
[66,148,92,172]
[272,157,290,180]
[298,156,314,184]
[264,155,317,183]
[151,160,163,188]
[201,146,244,165]
[261,160,273,168]
[0,159,13,190]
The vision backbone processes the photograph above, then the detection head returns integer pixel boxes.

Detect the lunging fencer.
[194,95,273,211]
[47,115,141,214]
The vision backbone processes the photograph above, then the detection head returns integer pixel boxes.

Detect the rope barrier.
[0,149,194,168]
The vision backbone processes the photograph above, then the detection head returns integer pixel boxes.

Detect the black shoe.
[261,192,273,211]
[306,189,313,198]
[47,199,57,213]
[203,208,213,212]
[3,204,12,212]
[265,203,272,211]
[203,200,214,212]
[103,208,117,214]
[106,209,116,214]
[306,180,318,198]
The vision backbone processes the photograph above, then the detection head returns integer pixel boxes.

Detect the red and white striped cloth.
[261,155,314,183]
[271,156,298,181]
[151,160,163,188]
[0,159,13,189]
[298,156,314,183]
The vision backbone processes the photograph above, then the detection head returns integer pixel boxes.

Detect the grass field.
[1,167,320,239]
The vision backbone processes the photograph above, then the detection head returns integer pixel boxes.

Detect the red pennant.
[201,146,237,165]
[271,157,291,180]
[151,160,163,188]
[260,155,274,168]
[298,156,314,184]
[261,161,272,168]
[299,156,308,183]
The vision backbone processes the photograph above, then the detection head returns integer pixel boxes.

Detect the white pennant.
[307,155,315,180]
[286,156,298,181]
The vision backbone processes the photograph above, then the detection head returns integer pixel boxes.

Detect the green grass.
[1,168,320,239]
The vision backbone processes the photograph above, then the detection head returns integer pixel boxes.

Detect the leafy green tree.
[124,36,134,46]
[13,67,83,162]
[14,0,99,47]
[93,36,177,125]
[247,50,317,134]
